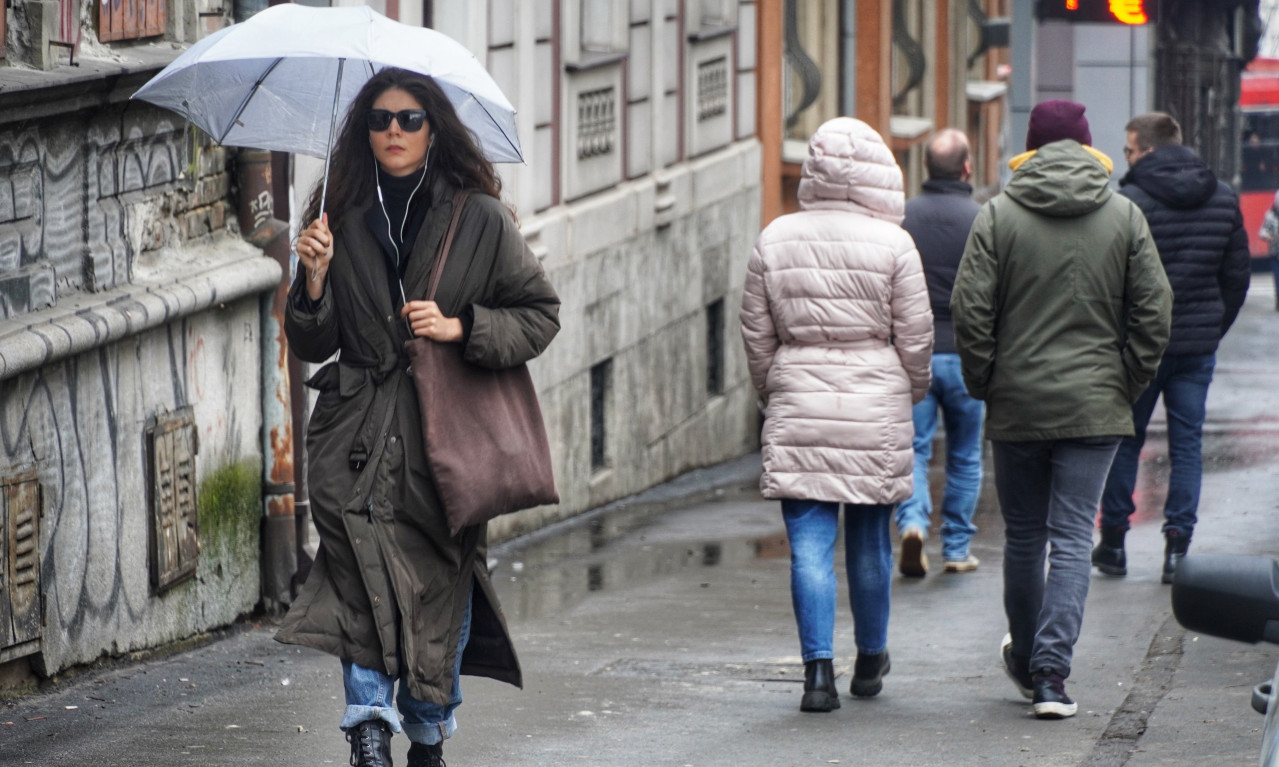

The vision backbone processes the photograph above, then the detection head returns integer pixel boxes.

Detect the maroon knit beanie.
[1025,100,1091,151]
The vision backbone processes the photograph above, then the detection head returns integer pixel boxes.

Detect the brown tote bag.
[405,190,559,535]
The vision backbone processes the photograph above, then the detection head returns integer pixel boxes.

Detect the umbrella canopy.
[132,4,522,163]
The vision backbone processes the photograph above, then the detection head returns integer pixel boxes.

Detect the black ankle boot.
[1162,530,1190,584]
[407,742,446,767]
[347,720,394,767]
[850,651,891,697]
[800,658,840,712]
[1091,526,1127,576]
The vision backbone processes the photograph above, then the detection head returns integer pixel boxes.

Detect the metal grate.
[577,87,617,160]
[147,408,200,593]
[697,56,729,122]
[0,471,42,663]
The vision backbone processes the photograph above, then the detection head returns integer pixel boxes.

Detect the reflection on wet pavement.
[489,486,787,622]
[490,412,1279,623]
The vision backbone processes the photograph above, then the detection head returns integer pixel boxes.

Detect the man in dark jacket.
[952,100,1171,720]
[1093,113,1252,584]
[895,128,985,577]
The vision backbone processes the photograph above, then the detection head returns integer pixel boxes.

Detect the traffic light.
[1036,0,1155,24]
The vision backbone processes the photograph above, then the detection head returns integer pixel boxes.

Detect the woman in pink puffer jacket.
[739,117,933,713]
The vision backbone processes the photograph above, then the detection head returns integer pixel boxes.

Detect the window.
[99,0,166,42]
[706,299,724,396]
[580,0,626,56]
[590,359,613,472]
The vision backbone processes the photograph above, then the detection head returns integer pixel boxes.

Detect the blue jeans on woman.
[781,500,894,662]
[894,354,985,560]
[341,584,473,745]
[1100,353,1216,538]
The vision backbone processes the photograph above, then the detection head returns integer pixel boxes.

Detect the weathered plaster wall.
[0,91,280,676]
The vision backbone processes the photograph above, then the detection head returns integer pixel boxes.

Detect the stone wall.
[489,141,762,541]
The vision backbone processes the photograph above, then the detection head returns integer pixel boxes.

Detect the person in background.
[1258,190,1279,310]
[895,128,985,577]
[1093,112,1250,584]
[951,100,1171,720]
[740,117,933,713]
[280,68,560,767]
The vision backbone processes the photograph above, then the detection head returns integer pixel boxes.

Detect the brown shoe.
[899,528,928,577]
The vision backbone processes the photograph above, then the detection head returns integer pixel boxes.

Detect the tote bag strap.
[426,189,473,302]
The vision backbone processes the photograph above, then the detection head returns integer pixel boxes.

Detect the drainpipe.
[238,149,296,612]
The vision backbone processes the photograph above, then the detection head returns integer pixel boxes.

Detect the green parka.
[276,176,560,705]
[950,140,1172,442]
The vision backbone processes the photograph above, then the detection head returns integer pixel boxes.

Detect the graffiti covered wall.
[0,88,280,675]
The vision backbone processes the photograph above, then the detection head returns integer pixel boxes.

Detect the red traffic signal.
[1036,0,1154,24]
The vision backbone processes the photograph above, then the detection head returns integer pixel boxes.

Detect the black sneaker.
[850,651,891,697]
[407,742,446,767]
[1032,669,1078,719]
[1000,633,1033,700]
[347,720,394,767]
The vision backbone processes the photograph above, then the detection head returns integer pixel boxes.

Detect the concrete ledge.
[0,236,281,381]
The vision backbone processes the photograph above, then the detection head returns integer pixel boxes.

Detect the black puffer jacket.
[1119,145,1251,356]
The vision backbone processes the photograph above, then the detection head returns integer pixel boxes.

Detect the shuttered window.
[99,0,165,42]
[1,4,7,59]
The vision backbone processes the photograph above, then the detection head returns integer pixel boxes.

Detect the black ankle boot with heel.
[800,658,840,712]
[850,651,890,697]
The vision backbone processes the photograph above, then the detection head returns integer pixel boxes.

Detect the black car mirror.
[1171,554,1279,645]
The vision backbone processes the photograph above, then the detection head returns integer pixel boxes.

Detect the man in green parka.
[951,100,1171,721]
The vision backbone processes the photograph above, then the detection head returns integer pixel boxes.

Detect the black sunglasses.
[367,109,428,132]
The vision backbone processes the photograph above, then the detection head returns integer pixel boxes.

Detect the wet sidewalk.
[3,284,1277,767]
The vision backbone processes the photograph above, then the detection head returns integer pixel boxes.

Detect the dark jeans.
[994,437,1121,677]
[1100,353,1216,538]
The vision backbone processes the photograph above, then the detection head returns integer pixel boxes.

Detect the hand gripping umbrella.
[132,4,522,214]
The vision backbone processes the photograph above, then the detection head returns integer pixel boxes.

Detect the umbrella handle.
[313,57,346,282]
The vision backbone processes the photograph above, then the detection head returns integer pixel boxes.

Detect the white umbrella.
[132,4,521,209]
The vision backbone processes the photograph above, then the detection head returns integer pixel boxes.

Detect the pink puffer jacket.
[740,118,933,504]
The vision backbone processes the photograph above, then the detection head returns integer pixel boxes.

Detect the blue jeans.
[994,437,1121,677]
[781,500,894,661]
[895,354,985,560]
[340,584,473,745]
[1100,353,1215,539]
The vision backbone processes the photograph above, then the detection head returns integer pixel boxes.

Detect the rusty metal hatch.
[147,408,200,592]
[0,470,42,663]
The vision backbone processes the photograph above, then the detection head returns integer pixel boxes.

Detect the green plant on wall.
[198,460,260,566]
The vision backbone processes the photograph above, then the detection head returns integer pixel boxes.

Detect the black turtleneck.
[374,166,431,269]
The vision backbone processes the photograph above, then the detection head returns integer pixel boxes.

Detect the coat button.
[387,314,394,323]
[389,436,397,444]
[373,596,380,604]
[354,537,361,544]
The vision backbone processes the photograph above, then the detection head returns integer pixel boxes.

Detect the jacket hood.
[1119,144,1217,210]
[1004,140,1113,217]
[797,117,905,224]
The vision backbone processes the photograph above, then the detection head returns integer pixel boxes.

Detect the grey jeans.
[993,437,1121,678]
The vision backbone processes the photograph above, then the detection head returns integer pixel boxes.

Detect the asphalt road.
[2,281,1276,767]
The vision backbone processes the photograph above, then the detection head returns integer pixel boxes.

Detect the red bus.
[1239,57,1279,261]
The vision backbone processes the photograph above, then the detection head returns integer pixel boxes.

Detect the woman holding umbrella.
[277,67,559,767]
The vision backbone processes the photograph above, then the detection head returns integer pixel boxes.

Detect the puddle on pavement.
[489,485,789,622]
[491,422,1278,622]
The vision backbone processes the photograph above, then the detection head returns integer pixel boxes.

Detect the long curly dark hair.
[301,67,503,229]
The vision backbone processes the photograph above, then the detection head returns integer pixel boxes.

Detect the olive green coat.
[951,140,1172,442]
[276,177,560,705]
